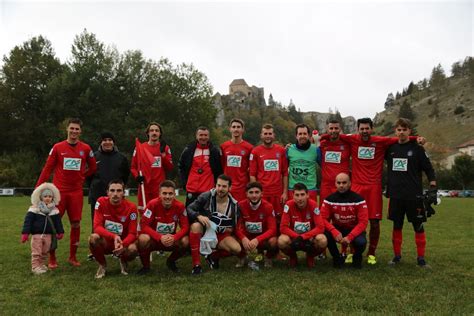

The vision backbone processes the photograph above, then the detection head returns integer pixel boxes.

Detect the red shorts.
[230,188,247,204]
[351,183,383,220]
[137,186,159,211]
[288,190,318,203]
[319,184,336,207]
[57,190,83,222]
[148,238,177,252]
[217,231,233,244]
[263,195,283,217]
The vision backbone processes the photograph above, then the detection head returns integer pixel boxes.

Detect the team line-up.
[22,117,437,277]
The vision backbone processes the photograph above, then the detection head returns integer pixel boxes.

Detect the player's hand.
[136,175,145,184]
[290,236,304,251]
[161,234,175,247]
[114,235,123,249]
[197,215,211,228]
[56,233,64,240]
[416,136,426,145]
[21,234,29,243]
[341,237,351,246]
[335,233,343,243]
[285,143,292,150]
[113,244,125,256]
[280,192,288,204]
[242,238,251,251]
[249,238,259,251]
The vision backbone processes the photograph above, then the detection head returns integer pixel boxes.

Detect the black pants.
[325,227,367,263]
[185,192,202,207]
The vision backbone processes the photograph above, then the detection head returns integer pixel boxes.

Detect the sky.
[0,0,472,118]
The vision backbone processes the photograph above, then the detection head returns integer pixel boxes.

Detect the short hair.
[293,182,308,192]
[146,122,163,138]
[262,123,273,130]
[217,174,232,187]
[108,179,125,190]
[246,181,263,192]
[196,126,209,133]
[395,118,412,129]
[357,117,373,128]
[160,180,176,190]
[68,118,83,127]
[229,118,245,128]
[327,118,341,125]
[295,123,311,135]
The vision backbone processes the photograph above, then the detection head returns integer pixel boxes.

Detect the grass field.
[0,196,473,315]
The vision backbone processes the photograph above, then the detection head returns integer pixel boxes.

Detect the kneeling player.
[188,175,241,275]
[278,183,327,268]
[137,180,189,274]
[89,180,138,279]
[235,182,278,268]
[321,173,368,269]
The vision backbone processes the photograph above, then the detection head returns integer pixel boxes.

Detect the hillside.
[373,75,474,163]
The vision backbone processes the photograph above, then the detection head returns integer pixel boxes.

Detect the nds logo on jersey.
[227,155,242,168]
[392,158,408,172]
[152,156,162,168]
[358,147,375,159]
[263,159,279,171]
[325,151,341,164]
[294,221,310,233]
[63,158,81,171]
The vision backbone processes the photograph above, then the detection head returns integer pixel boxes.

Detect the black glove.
[427,188,438,205]
[136,175,145,184]
[290,236,304,251]
[303,240,315,254]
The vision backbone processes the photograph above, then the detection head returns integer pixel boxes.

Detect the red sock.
[392,229,403,257]
[49,249,57,263]
[368,224,380,256]
[70,226,80,259]
[90,243,106,266]
[238,248,247,258]
[189,232,202,266]
[266,247,279,259]
[415,232,426,258]
[139,249,151,269]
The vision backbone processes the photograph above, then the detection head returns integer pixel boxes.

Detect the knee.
[229,240,241,255]
[88,233,101,246]
[353,235,367,248]
[71,221,80,229]
[314,234,327,249]
[126,243,138,257]
[268,237,278,248]
[278,235,291,249]
[137,234,151,249]
[413,222,424,233]
[179,236,189,248]
[190,222,203,234]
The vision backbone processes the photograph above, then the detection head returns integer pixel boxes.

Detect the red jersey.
[186,145,214,193]
[93,196,138,247]
[131,142,173,185]
[280,199,324,240]
[236,199,276,243]
[249,144,288,196]
[140,198,189,242]
[320,190,368,242]
[220,140,253,198]
[36,140,96,192]
[319,138,351,186]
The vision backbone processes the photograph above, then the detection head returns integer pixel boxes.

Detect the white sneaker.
[120,260,129,275]
[235,257,247,268]
[264,258,273,268]
[95,265,106,279]
[32,266,47,275]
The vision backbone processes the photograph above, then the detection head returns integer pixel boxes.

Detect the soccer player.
[286,124,320,202]
[131,122,173,211]
[137,180,189,274]
[178,126,223,207]
[220,118,253,202]
[330,117,423,264]
[235,182,278,268]
[278,183,327,268]
[88,180,138,279]
[249,123,288,223]
[385,118,436,268]
[36,118,97,268]
[321,173,368,269]
[187,175,240,275]
[319,119,351,205]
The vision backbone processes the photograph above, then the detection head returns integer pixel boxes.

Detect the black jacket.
[178,141,222,190]
[88,146,129,203]
[22,209,64,235]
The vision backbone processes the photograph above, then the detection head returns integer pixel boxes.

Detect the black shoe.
[166,259,179,273]
[417,257,431,269]
[352,254,363,269]
[388,255,402,265]
[205,255,219,270]
[87,254,95,261]
[333,255,344,269]
[136,267,151,275]
[191,265,203,275]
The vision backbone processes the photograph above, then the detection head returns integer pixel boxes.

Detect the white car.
[438,190,450,197]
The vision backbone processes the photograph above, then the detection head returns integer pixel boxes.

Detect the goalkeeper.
[385,118,437,268]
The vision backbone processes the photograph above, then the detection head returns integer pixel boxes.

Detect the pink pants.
[31,234,51,270]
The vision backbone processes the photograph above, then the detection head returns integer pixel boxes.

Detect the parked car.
[438,190,450,197]
[459,190,473,197]
[449,190,459,197]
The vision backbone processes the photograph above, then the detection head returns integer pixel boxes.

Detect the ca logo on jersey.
[152,156,162,168]
[227,155,242,168]
[63,158,81,171]
[358,147,375,159]
[392,158,408,171]
[264,159,279,171]
[325,151,341,163]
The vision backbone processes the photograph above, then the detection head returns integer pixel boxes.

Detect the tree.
[429,63,446,92]
[384,93,395,109]
[399,99,415,121]
[451,61,463,78]
[287,99,303,123]
[268,93,275,107]
[452,155,474,190]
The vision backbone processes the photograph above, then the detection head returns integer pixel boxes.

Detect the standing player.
[36,118,97,268]
[178,126,222,206]
[220,118,253,202]
[131,122,173,212]
[332,117,423,265]
[187,175,240,275]
[137,180,189,274]
[385,118,436,268]
[287,124,320,202]
[88,180,138,279]
[235,182,278,268]
[250,123,288,224]
[278,183,327,268]
[321,173,368,269]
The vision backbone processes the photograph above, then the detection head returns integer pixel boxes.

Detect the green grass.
[1,196,473,314]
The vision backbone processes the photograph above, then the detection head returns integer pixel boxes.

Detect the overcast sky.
[1,0,472,118]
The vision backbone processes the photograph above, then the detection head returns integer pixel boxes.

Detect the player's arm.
[281,152,289,200]
[320,202,340,238]
[249,150,258,182]
[140,207,163,242]
[174,208,190,241]
[301,210,325,240]
[93,206,116,240]
[346,200,369,242]
[120,155,130,185]
[122,208,138,247]
[84,148,97,178]
[256,209,277,243]
[186,193,208,223]
[235,215,247,241]
[177,147,190,189]
[280,208,299,238]
[161,145,173,172]
[36,145,58,186]
[316,146,322,166]
[419,147,436,185]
